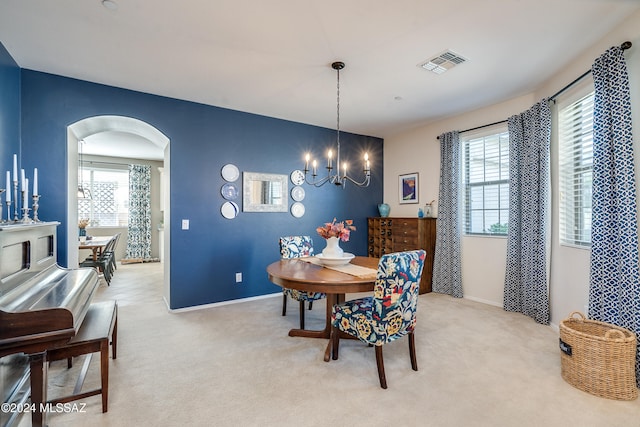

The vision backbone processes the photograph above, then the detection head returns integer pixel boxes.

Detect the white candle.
[33,168,38,196]
[24,178,28,208]
[20,169,25,190]
[13,154,17,182]
[5,171,10,202]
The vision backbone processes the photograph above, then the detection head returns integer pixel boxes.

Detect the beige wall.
[384,10,640,327]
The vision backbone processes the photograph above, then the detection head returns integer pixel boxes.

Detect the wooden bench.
[46,300,118,413]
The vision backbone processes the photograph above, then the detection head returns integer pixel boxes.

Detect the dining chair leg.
[375,345,387,389]
[308,300,313,310]
[282,293,287,316]
[408,331,418,371]
[331,326,340,360]
[299,300,305,330]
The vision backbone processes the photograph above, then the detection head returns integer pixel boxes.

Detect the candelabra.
[21,190,31,223]
[13,180,18,222]
[32,194,41,222]
[21,208,31,223]
[0,189,4,223]
[4,200,9,223]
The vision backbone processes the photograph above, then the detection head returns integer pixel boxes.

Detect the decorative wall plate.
[221,201,239,219]
[290,169,305,186]
[221,164,240,182]
[291,185,305,202]
[290,202,305,218]
[221,183,238,200]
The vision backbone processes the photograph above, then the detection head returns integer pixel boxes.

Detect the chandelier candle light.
[303,62,371,188]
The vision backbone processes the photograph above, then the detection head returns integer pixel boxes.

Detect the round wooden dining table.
[267,256,379,361]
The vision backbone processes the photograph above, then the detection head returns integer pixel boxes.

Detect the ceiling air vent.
[420,50,467,74]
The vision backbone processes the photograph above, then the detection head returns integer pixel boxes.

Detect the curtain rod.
[83,160,129,167]
[437,41,632,140]
[436,119,508,139]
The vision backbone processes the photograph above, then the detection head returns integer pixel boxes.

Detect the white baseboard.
[463,295,503,308]
[165,292,281,313]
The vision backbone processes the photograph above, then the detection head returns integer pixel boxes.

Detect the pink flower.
[316,218,356,242]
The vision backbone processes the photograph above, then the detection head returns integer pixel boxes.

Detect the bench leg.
[29,352,48,427]
[100,340,109,412]
[112,309,117,359]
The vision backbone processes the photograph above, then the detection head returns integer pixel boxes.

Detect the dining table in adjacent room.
[266,255,379,361]
[79,235,114,261]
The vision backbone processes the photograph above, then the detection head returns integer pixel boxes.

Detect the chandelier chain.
[336,66,340,151]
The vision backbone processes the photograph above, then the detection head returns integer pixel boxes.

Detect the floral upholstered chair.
[279,236,326,329]
[330,249,426,389]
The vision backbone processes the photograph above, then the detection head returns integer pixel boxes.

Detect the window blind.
[558,92,594,246]
[463,130,509,235]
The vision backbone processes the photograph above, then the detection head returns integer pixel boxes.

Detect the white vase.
[322,236,344,258]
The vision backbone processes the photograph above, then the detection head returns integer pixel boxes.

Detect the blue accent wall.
[0,42,20,188]
[19,70,383,309]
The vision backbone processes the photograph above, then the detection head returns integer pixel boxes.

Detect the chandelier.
[303,61,370,188]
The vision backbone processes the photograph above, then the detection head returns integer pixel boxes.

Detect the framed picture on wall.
[399,172,419,204]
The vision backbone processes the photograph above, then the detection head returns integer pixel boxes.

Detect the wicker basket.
[559,311,638,400]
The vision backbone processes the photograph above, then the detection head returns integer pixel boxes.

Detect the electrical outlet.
[235,272,242,283]
[181,219,189,230]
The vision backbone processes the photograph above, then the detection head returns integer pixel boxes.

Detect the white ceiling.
[1,0,639,159]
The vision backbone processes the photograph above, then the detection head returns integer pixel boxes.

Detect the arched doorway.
[67,116,171,306]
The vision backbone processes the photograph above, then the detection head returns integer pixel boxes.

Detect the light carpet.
[33,263,640,427]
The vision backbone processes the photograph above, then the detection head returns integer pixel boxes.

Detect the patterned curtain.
[503,100,551,325]
[126,164,152,260]
[588,46,640,386]
[432,131,462,297]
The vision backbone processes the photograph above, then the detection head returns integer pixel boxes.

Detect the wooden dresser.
[367,217,436,294]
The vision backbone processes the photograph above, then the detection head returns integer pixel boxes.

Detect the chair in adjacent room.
[279,236,326,330]
[102,232,121,274]
[330,249,426,389]
[80,233,120,285]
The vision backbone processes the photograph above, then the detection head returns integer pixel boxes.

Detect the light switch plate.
[181,219,189,230]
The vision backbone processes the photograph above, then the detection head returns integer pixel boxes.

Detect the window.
[78,167,129,227]
[463,129,510,235]
[559,91,594,247]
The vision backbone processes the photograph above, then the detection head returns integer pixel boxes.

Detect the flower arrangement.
[316,218,356,242]
[78,219,90,229]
